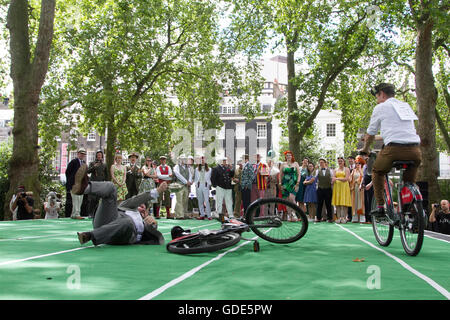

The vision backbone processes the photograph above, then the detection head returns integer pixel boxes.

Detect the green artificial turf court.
[0,217,449,300]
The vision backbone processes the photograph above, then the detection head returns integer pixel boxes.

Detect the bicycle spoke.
[246,198,308,244]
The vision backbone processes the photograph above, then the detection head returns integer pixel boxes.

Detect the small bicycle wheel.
[371,197,394,247]
[245,197,308,244]
[399,192,424,256]
[166,232,241,254]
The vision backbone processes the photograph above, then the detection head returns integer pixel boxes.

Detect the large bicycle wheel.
[371,196,394,247]
[245,198,308,244]
[166,232,241,254]
[399,185,424,256]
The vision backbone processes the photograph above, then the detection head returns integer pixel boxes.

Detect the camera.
[20,192,27,198]
[433,204,440,209]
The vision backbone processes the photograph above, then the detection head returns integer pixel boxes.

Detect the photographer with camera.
[11,186,34,220]
[429,200,450,235]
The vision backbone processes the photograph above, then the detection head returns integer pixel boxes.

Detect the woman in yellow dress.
[110,154,127,203]
[332,157,352,223]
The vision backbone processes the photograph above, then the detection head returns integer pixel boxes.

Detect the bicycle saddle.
[171,226,191,239]
[393,161,415,169]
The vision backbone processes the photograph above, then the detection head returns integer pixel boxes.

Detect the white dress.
[44,202,60,219]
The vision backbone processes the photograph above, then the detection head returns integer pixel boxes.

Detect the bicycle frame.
[382,165,423,227]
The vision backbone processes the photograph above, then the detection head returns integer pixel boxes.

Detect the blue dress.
[303,175,317,203]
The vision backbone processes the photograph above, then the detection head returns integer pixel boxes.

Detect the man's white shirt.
[367,97,420,145]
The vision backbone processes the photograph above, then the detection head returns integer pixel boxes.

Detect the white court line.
[0,233,78,242]
[335,223,450,300]
[0,245,99,267]
[139,236,258,300]
[424,230,450,244]
[0,221,221,265]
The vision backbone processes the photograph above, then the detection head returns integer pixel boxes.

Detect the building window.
[53,151,61,172]
[257,123,267,139]
[87,151,96,164]
[235,122,246,139]
[87,131,96,141]
[262,104,272,112]
[220,105,239,114]
[326,123,336,137]
[69,151,77,161]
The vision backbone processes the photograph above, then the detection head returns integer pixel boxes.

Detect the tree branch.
[394,59,416,75]
[31,0,56,94]
[435,108,450,152]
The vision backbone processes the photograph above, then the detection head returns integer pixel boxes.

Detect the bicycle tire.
[166,232,241,254]
[245,197,308,244]
[399,185,424,256]
[371,196,394,247]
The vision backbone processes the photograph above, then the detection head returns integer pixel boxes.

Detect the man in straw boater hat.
[73,164,167,246]
[65,147,87,220]
[156,155,174,219]
[173,154,192,219]
[126,152,142,199]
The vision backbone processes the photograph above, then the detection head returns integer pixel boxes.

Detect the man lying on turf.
[74,164,168,246]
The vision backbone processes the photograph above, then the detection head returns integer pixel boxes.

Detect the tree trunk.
[4,0,56,220]
[286,46,301,162]
[415,18,441,211]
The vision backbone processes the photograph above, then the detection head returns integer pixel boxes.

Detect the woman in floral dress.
[139,156,158,214]
[110,154,127,203]
[279,151,300,221]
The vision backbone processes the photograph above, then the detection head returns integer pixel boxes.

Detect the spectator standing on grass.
[429,200,450,235]
[87,150,108,218]
[111,153,128,203]
[126,152,142,199]
[173,155,192,219]
[347,156,356,221]
[279,151,300,221]
[211,157,235,218]
[241,154,255,215]
[295,157,309,213]
[332,157,352,224]
[303,162,318,221]
[316,158,334,223]
[361,153,373,224]
[139,157,158,217]
[265,158,279,216]
[350,156,365,223]
[156,155,174,219]
[195,156,212,220]
[232,160,243,218]
[65,148,87,219]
